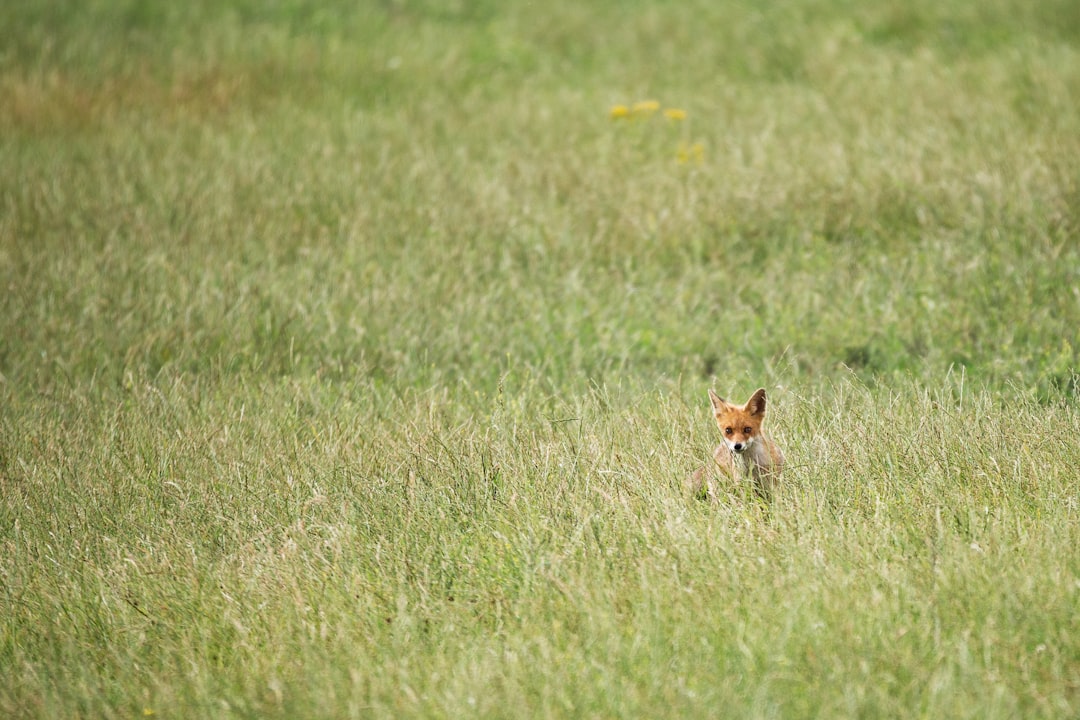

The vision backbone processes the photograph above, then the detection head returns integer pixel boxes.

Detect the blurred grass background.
[2,1,1079,717]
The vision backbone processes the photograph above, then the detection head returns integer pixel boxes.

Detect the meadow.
[2,0,1079,717]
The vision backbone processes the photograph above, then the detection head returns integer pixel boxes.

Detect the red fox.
[688,387,784,499]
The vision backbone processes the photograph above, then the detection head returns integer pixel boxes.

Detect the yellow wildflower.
[609,104,630,119]
[632,100,661,117]
[663,108,687,121]
[676,141,705,164]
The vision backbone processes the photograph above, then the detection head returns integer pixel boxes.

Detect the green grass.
[2,0,1079,717]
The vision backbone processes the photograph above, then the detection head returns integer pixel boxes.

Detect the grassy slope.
[2,0,1079,717]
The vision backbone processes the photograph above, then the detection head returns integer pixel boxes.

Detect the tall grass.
[2,0,1079,717]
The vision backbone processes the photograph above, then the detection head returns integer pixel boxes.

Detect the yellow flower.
[663,108,687,121]
[609,104,630,119]
[632,100,660,117]
[676,141,705,164]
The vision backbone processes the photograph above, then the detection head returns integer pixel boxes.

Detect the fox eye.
[743,426,752,435]
[724,427,733,435]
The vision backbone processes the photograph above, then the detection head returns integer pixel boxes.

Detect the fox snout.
[727,438,753,454]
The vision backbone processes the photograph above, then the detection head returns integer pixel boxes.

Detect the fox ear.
[708,389,727,413]
[744,388,767,416]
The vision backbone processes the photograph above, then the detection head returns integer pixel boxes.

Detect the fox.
[687,387,784,499]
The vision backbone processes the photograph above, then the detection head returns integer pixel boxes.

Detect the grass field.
[3,0,1080,717]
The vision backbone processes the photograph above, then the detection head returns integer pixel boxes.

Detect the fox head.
[709,388,767,455]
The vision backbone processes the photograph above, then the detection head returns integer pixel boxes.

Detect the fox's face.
[709,388,767,455]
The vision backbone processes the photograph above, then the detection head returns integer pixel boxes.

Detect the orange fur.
[687,387,784,499]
